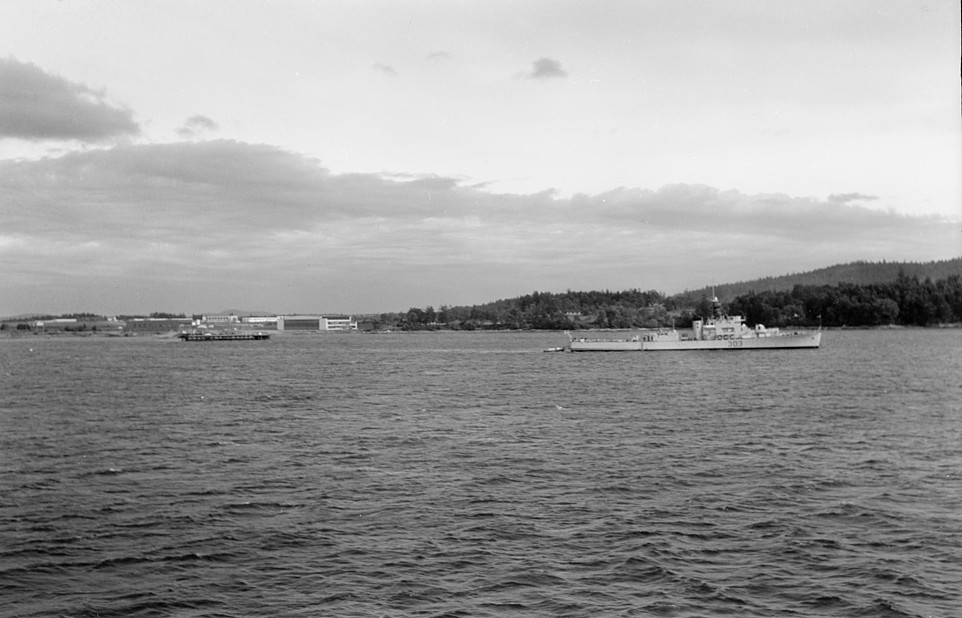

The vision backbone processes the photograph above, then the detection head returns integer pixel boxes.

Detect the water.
[2,330,960,617]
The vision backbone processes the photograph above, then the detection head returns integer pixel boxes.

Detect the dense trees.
[728,272,962,328]
[386,288,672,330]
[388,271,962,330]
[5,264,960,334]
[675,258,962,305]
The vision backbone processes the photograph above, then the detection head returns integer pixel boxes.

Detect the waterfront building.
[201,315,240,324]
[124,318,192,334]
[276,315,358,331]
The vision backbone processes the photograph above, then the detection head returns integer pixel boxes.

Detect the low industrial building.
[276,315,357,331]
[31,318,125,333]
[124,318,193,334]
[242,316,279,326]
[201,314,240,324]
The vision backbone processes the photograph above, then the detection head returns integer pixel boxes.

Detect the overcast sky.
[1,1,959,315]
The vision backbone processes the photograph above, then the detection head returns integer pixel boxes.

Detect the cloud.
[828,192,879,204]
[0,140,956,314]
[372,63,397,76]
[425,51,451,61]
[526,57,568,80]
[0,57,139,142]
[176,115,219,139]
[575,185,913,239]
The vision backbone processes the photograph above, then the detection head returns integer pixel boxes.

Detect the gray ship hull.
[566,329,821,352]
[641,331,821,351]
[567,337,643,352]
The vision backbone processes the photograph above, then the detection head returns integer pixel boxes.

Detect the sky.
[1,0,959,315]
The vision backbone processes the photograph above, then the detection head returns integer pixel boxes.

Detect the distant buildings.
[6,313,358,335]
[243,316,278,326]
[201,314,239,324]
[124,317,193,334]
[130,314,358,333]
[28,317,124,333]
[276,315,357,331]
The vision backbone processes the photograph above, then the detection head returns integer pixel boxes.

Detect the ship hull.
[567,331,820,351]
[568,339,643,352]
[643,332,820,351]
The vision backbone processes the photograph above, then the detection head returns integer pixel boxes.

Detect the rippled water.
[2,330,960,617]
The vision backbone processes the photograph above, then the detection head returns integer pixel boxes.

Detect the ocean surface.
[1,329,960,617]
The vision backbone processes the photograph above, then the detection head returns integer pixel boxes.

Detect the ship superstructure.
[567,296,821,351]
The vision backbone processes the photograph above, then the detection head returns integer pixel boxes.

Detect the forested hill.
[380,258,962,330]
[674,258,962,304]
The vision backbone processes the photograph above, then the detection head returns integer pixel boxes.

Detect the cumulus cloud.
[526,57,568,80]
[828,192,879,203]
[372,63,397,76]
[575,185,911,238]
[176,115,219,138]
[0,57,139,142]
[0,140,955,314]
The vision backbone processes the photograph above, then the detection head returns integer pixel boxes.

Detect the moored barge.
[177,332,271,342]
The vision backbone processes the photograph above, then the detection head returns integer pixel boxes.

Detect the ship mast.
[709,282,721,318]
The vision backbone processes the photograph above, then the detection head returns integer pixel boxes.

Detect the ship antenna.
[710,283,723,318]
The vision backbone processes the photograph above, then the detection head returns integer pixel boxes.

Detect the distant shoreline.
[3,323,961,340]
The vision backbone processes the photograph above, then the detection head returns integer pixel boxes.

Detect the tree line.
[674,258,962,305]
[386,271,962,330]
[5,268,959,332]
[370,289,670,331]
[728,272,962,328]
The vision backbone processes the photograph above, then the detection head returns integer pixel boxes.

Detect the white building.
[276,315,357,331]
[323,315,357,331]
[243,316,279,325]
[202,315,240,324]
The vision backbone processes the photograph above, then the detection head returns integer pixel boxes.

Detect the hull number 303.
[728,340,744,348]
